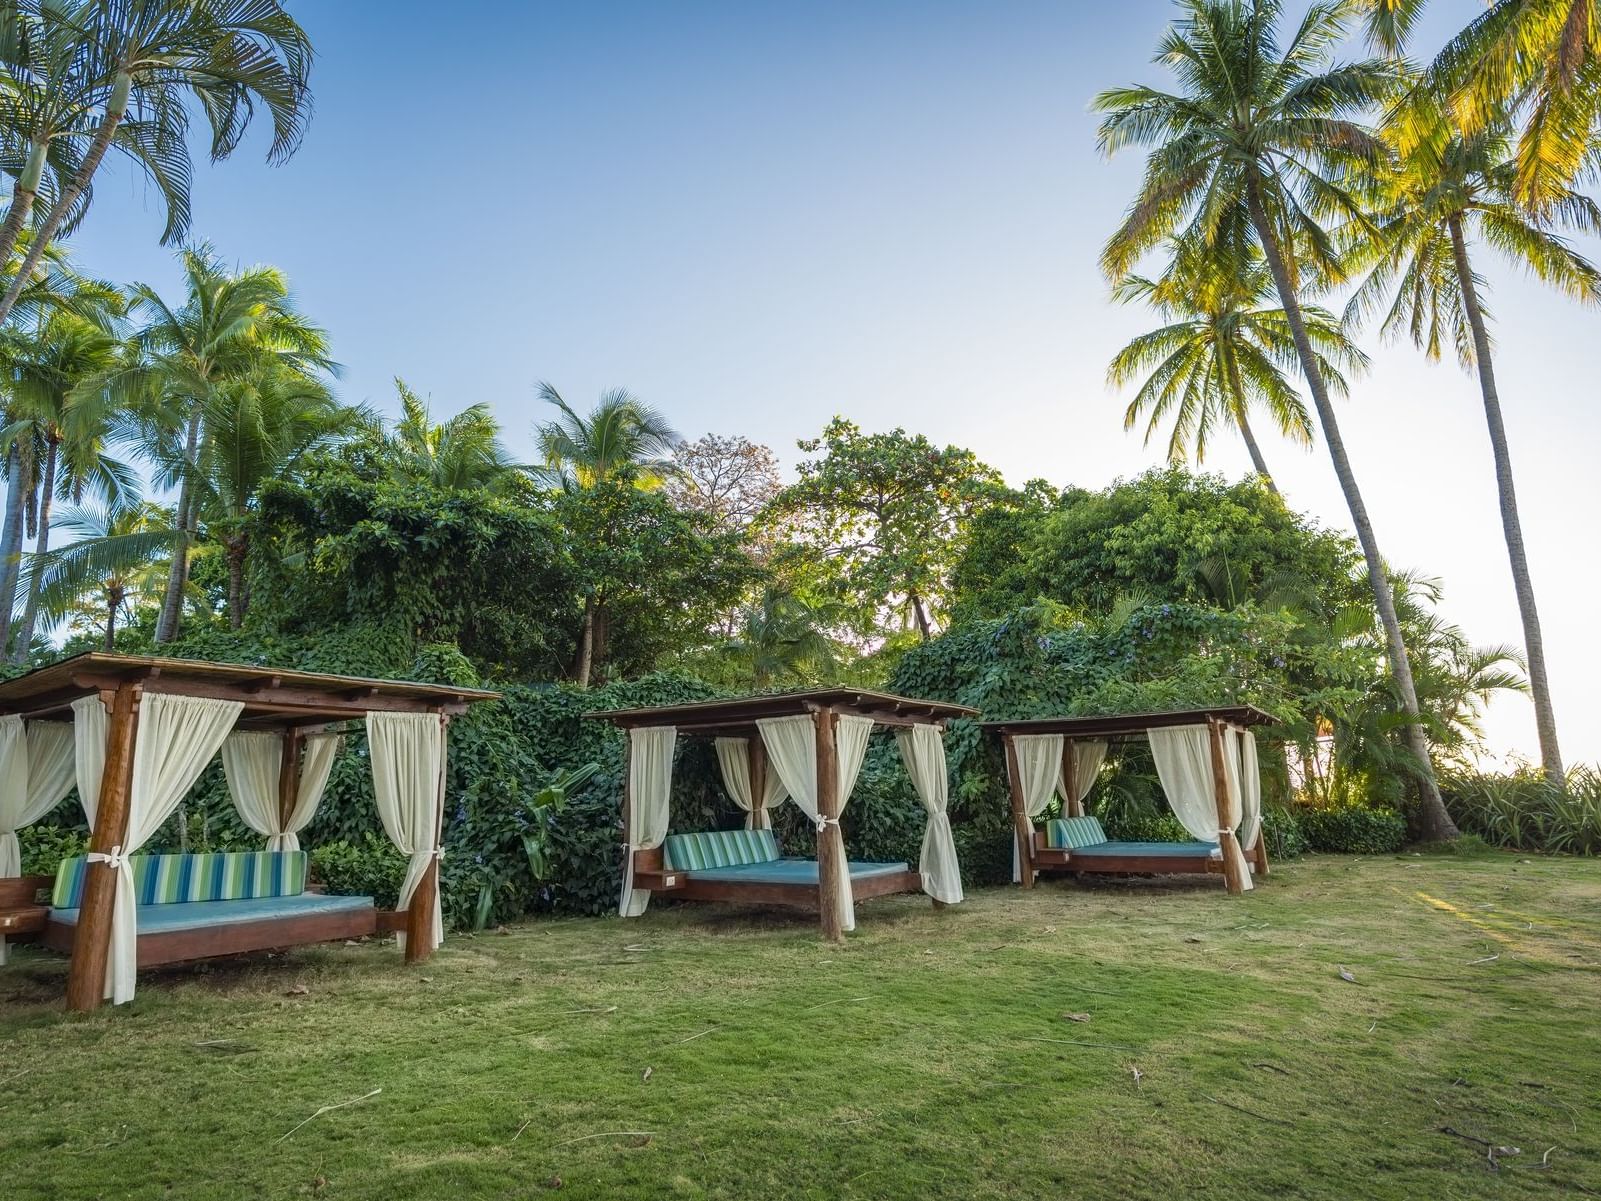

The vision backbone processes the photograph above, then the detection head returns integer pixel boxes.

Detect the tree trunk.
[155,409,202,643]
[0,447,25,649]
[591,604,610,683]
[909,591,933,640]
[0,74,131,328]
[1245,174,1455,839]
[1447,215,1563,781]
[0,138,48,277]
[1225,359,1279,493]
[575,594,596,688]
[105,586,122,651]
[14,434,57,661]
[225,533,248,629]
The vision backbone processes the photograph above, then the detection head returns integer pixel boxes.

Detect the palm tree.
[1094,0,1459,839]
[189,364,356,627]
[24,500,174,650]
[0,0,208,274]
[90,245,333,642]
[1109,235,1367,490]
[533,383,680,687]
[1344,117,1601,780]
[362,378,518,491]
[0,0,314,328]
[725,584,844,687]
[1,310,133,660]
[1429,0,1601,212]
[532,382,680,490]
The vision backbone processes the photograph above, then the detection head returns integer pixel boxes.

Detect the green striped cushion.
[1044,816,1110,850]
[663,829,779,871]
[52,852,308,909]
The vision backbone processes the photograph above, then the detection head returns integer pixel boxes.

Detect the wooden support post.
[1063,739,1081,818]
[813,707,844,943]
[1003,735,1035,890]
[405,712,448,964]
[1252,830,1270,876]
[1207,719,1246,895]
[66,683,140,1012]
[277,728,303,840]
[747,735,767,832]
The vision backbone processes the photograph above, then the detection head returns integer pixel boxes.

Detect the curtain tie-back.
[87,845,127,871]
[814,815,840,833]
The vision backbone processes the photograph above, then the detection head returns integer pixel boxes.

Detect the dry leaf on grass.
[1062,1013,1091,1023]
[642,1067,653,1082]
[1338,967,1357,983]
[285,984,309,997]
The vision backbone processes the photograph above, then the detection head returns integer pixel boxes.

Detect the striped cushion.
[1044,816,1110,850]
[663,829,779,871]
[52,851,308,909]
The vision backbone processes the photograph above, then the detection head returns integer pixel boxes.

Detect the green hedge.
[1296,806,1407,855]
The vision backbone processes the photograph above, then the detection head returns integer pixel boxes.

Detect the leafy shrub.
[1297,806,1407,854]
[18,825,89,877]
[1441,766,1601,854]
[1261,807,1306,859]
[310,834,408,909]
[1100,808,1189,842]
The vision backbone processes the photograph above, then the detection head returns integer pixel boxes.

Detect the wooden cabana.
[592,689,976,941]
[985,705,1278,895]
[0,652,498,1010]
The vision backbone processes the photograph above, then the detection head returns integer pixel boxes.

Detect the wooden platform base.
[41,905,380,969]
[668,868,925,910]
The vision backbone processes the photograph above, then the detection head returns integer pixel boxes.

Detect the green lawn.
[3,852,1598,1200]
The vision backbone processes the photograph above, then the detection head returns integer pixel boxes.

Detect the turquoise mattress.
[687,857,910,885]
[51,892,375,934]
[1073,841,1219,859]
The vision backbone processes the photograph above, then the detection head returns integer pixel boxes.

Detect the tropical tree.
[1094,0,1460,838]
[765,418,1005,642]
[90,245,333,643]
[350,378,519,492]
[0,0,315,327]
[532,383,681,686]
[531,382,679,491]
[24,500,175,650]
[1108,235,1366,489]
[186,364,356,627]
[1,309,133,659]
[723,584,845,687]
[1344,116,1601,780]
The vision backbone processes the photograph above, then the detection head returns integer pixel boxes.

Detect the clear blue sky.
[64,1,1601,765]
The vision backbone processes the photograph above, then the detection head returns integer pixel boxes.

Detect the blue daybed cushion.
[685,858,910,885]
[1044,816,1218,858]
[664,829,779,871]
[50,892,375,934]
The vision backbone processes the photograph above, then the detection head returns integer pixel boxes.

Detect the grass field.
[2,851,1598,1200]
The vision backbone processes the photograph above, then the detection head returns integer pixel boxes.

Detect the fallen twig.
[1023,1036,1136,1051]
[278,1088,382,1142]
[1202,1095,1295,1127]
[1466,953,1501,966]
[1250,1062,1291,1076]
[551,1130,655,1148]
[561,1005,618,1016]
[512,1119,532,1142]
[800,996,873,1013]
[670,1027,718,1046]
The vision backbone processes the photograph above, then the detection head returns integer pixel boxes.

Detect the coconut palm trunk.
[1446,215,1563,780]
[225,533,248,629]
[155,409,202,644]
[0,74,131,329]
[1225,357,1280,492]
[0,449,25,648]
[0,139,48,275]
[13,433,59,661]
[105,584,123,651]
[575,594,596,688]
[1246,176,1456,838]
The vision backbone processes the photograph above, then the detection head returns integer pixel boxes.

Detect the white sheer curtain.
[1235,728,1262,852]
[1147,724,1252,891]
[368,712,447,952]
[620,726,676,917]
[0,719,76,963]
[92,693,243,1003]
[1058,739,1108,817]
[1009,734,1063,882]
[895,724,963,904]
[714,736,787,830]
[758,713,875,932]
[222,731,342,852]
[72,696,108,825]
[0,718,74,878]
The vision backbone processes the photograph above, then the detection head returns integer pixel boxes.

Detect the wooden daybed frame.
[985,706,1278,895]
[0,652,499,1009]
[593,689,976,940]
